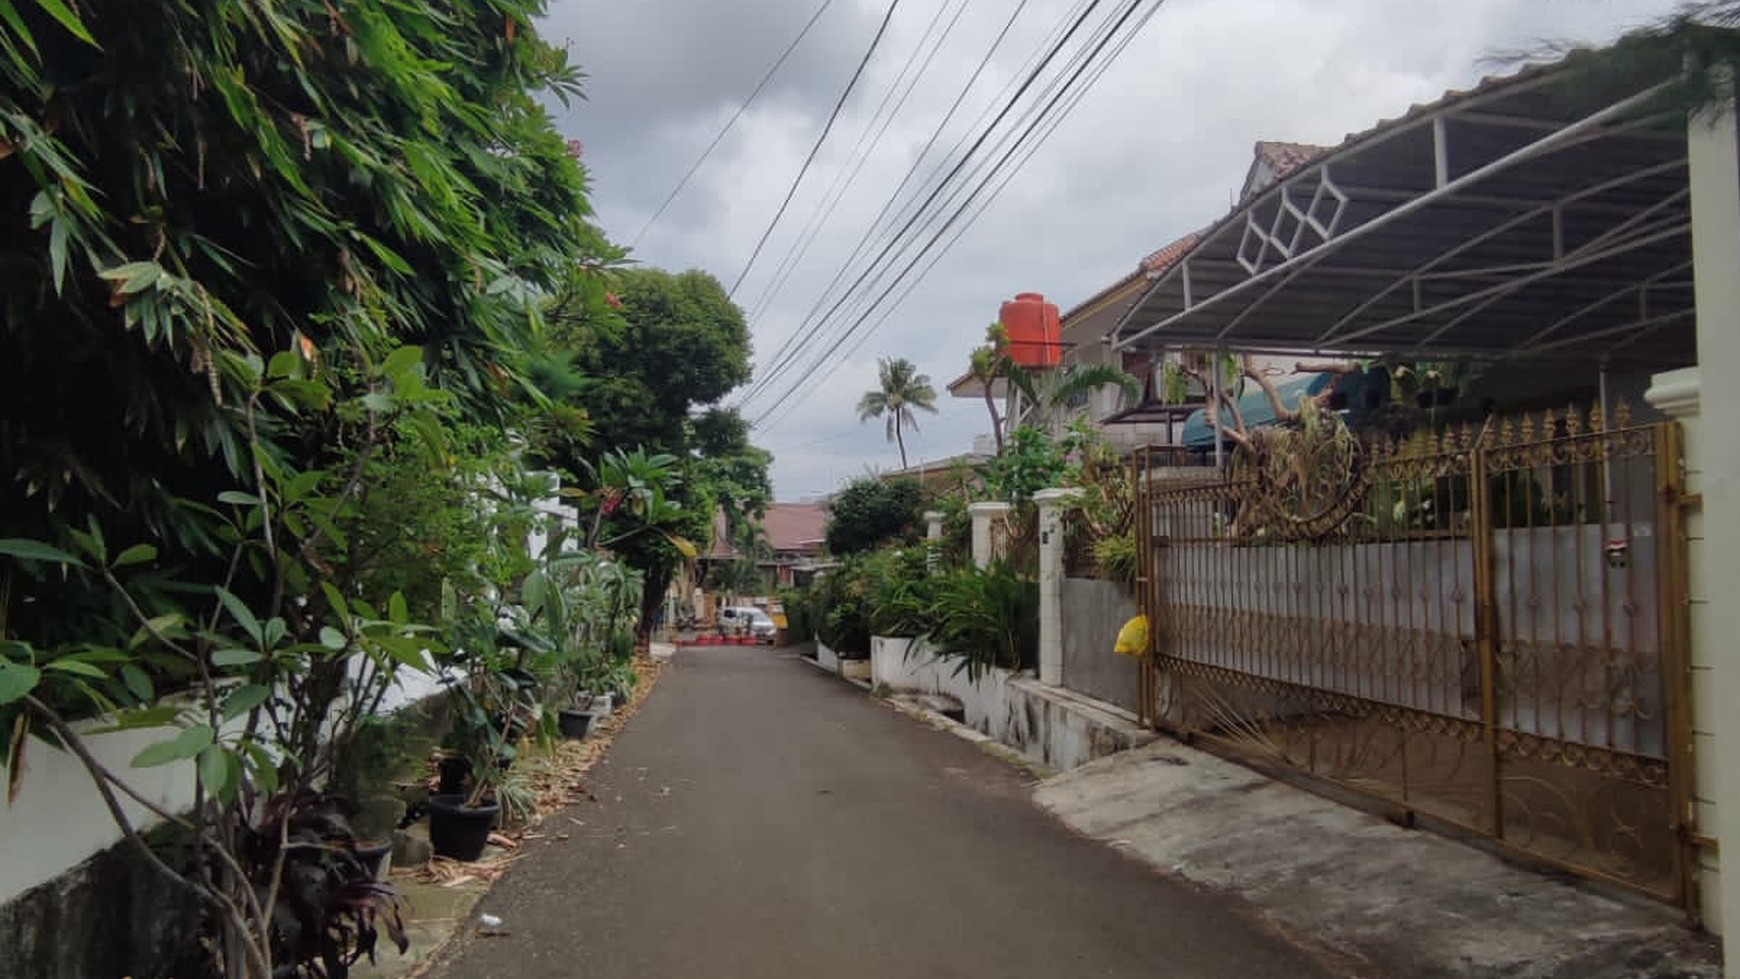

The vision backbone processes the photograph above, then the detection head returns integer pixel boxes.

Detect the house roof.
[1240,140,1331,199]
[761,503,827,554]
[1110,55,1697,369]
[706,502,831,561]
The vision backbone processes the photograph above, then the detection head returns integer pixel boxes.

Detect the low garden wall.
[870,636,1151,770]
[1059,577,1142,714]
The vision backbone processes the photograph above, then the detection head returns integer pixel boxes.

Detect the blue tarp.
[1180,372,1337,449]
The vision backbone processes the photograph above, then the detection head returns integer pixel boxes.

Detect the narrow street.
[423,646,1340,979]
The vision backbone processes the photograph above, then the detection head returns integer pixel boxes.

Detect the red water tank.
[999,292,1061,369]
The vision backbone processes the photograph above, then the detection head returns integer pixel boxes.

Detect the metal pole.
[1211,351,1226,469]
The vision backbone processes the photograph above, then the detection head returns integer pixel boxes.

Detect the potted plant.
[428,636,535,861]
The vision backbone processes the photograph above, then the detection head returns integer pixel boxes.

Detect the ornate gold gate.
[1133,406,1695,909]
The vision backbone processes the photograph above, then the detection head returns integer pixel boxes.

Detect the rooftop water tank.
[999,292,1061,369]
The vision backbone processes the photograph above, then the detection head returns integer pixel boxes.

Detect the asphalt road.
[423,646,1340,979]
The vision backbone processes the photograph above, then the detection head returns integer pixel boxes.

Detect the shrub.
[779,587,815,642]
[925,561,1039,681]
[824,476,925,555]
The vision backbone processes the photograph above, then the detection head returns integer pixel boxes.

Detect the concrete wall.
[0,715,223,906]
[1060,577,1143,713]
[0,654,447,979]
[816,639,840,673]
[1650,368,1726,935]
[869,636,1151,770]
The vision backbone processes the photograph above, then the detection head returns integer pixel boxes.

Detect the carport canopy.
[1110,58,1698,373]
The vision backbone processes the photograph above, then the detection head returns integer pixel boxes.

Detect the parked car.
[718,606,778,643]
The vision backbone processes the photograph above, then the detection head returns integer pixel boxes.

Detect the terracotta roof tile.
[761,503,828,554]
[1254,140,1330,182]
[1139,232,1203,275]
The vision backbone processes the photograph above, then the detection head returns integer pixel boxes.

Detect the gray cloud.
[537,0,1679,499]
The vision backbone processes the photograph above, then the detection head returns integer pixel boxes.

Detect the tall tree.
[857,357,938,469]
[544,267,769,637]
[967,324,1010,455]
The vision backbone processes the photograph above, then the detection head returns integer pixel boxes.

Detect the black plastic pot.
[353,840,392,880]
[558,708,597,740]
[427,793,500,862]
[436,756,470,795]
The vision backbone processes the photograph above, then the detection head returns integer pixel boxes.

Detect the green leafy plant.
[924,561,1039,681]
[1,344,444,979]
[824,476,926,556]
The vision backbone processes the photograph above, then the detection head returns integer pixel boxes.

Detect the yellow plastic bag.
[1113,615,1150,657]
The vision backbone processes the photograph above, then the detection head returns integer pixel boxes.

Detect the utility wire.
[762,0,1168,433]
[760,0,1163,431]
[753,0,1163,429]
[631,0,841,248]
[742,0,1085,404]
[745,0,1115,409]
[742,0,1040,401]
[744,0,969,326]
[728,0,905,299]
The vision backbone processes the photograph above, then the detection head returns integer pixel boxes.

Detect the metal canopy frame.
[1110,64,1695,369]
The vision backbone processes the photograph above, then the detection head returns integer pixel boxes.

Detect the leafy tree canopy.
[571,267,752,453]
[824,476,926,556]
[542,266,768,633]
[0,0,603,557]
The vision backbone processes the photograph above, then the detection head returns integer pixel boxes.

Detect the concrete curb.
[881,695,1056,781]
[794,650,874,691]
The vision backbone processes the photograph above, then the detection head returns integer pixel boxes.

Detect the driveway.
[420,645,1340,978]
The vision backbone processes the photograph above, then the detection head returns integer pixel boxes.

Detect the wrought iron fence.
[1133,405,1695,909]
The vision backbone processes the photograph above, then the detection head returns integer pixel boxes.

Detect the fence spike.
[1519,411,1536,442]
[1589,399,1606,433]
[1615,397,1633,428]
[1565,402,1584,437]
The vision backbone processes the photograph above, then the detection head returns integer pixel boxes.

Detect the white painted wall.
[1649,369,1722,933]
[816,640,840,672]
[0,655,450,907]
[869,636,1149,770]
[1,717,211,904]
[1677,92,1740,956]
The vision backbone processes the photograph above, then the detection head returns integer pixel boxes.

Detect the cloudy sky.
[536,0,1677,500]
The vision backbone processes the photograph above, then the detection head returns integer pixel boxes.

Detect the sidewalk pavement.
[1035,738,1723,979]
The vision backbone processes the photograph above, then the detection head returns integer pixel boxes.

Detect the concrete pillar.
[1676,86,1740,955]
[968,501,1012,570]
[923,510,944,572]
[1033,487,1081,687]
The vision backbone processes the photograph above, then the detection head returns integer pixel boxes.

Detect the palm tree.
[857,357,938,469]
[967,323,1011,455]
[1005,362,1141,435]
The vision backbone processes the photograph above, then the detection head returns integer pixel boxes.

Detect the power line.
[753,0,1164,429]
[742,0,1041,402]
[630,0,841,248]
[742,0,1094,404]
[743,0,969,327]
[744,0,1116,410]
[762,0,1169,434]
[727,0,905,299]
[760,0,1165,432]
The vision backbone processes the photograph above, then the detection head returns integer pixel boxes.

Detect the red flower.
[604,292,623,310]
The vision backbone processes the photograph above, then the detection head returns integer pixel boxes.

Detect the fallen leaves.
[403,853,518,889]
